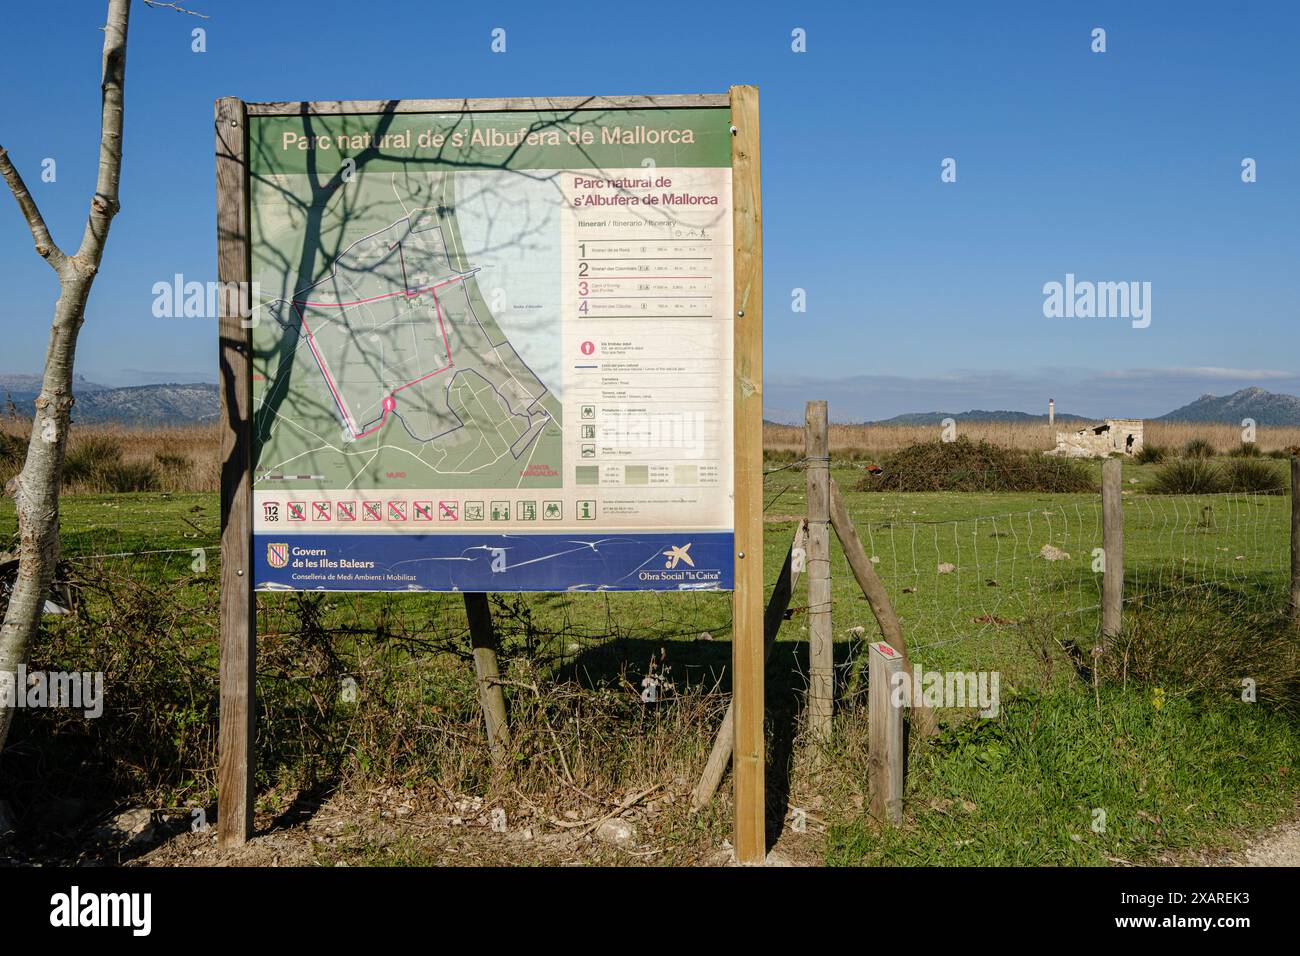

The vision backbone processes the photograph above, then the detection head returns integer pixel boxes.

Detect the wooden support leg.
[729,83,766,865]
[216,95,255,850]
[828,477,936,737]
[464,592,510,766]
[692,521,807,808]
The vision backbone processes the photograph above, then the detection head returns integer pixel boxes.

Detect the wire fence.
[8,465,1293,694]
[759,456,1293,677]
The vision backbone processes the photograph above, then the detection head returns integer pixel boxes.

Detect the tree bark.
[0,0,130,752]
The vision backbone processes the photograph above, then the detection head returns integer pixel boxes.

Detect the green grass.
[825,686,1300,866]
[0,491,217,555]
[1,467,1289,686]
[2,468,1295,866]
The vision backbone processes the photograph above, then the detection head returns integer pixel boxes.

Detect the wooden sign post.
[215,89,765,858]
[729,85,765,863]
[215,96,256,849]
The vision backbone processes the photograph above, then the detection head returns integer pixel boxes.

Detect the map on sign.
[248,105,736,592]
[256,170,562,491]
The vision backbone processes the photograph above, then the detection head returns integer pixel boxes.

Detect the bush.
[1151,459,1226,494]
[1102,590,1300,713]
[1182,437,1216,459]
[1135,444,1166,465]
[0,429,26,481]
[1235,441,1261,458]
[856,437,1095,493]
[1223,457,1286,494]
[94,460,160,493]
[62,435,123,486]
[154,452,192,472]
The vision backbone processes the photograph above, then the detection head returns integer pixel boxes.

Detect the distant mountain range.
[2,376,1297,428]
[1156,386,1300,425]
[1,375,218,425]
[872,409,1090,426]
[865,388,1300,427]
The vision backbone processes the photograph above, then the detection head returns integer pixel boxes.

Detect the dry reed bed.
[0,419,1294,497]
[763,421,1300,457]
[0,420,219,494]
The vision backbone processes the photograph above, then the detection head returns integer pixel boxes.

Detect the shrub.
[154,452,192,472]
[1101,590,1300,713]
[1223,457,1286,494]
[1151,459,1226,494]
[0,429,26,481]
[1135,444,1166,465]
[94,460,160,493]
[856,437,1095,493]
[62,435,123,486]
[1182,437,1216,459]
[1235,441,1261,458]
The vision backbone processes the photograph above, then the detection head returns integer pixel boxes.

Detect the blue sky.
[1,0,1296,422]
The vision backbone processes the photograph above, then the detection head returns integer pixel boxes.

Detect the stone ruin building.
[1049,418,1144,458]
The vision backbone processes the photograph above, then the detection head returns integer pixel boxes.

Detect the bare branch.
[142,0,209,17]
[0,146,65,269]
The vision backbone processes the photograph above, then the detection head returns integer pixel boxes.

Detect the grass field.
[1,442,1297,866]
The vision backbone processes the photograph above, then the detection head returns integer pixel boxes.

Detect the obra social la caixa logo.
[638,542,722,585]
[267,542,290,569]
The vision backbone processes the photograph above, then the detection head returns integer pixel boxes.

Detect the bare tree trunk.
[0,0,130,752]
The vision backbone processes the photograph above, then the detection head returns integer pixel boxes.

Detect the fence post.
[1291,457,1299,619]
[1101,457,1124,639]
[464,592,510,766]
[805,400,833,743]
[868,641,904,825]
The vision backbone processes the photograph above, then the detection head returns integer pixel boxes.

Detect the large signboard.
[246,102,735,591]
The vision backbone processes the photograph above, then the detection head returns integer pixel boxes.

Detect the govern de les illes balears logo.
[266,542,289,569]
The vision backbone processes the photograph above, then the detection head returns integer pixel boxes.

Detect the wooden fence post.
[805,401,833,742]
[464,593,510,766]
[1101,458,1124,639]
[215,95,255,850]
[868,641,904,825]
[1291,457,1299,619]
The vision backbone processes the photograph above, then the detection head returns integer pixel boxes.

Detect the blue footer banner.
[253,531,735,592]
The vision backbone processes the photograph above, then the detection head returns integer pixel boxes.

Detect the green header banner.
[250,107,732,175]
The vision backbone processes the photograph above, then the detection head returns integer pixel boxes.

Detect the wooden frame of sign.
[214,87,765,862]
